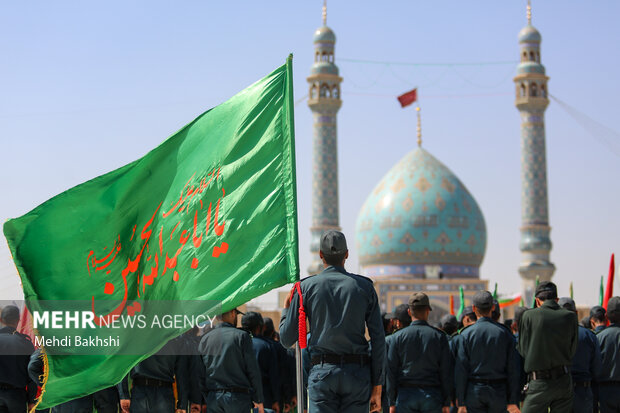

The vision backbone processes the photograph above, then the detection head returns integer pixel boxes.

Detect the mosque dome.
[314,26,336,43]
[518,25,541,43]
[310,61,339,76]
[516,61,545,75]
[355,147,487,279]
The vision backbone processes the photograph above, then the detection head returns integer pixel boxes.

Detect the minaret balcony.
[515,96,549,111]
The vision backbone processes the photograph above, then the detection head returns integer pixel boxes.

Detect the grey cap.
[320,230,348,256]
[440,314,458,329]
[408,292,433,311]
[608,297,620,313]
[558,297,577,312]
[473,291,494,310]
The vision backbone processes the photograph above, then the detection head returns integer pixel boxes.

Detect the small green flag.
[600,275,605,306]
[531,275,540,308]
[569,282,574,300]
[456,285,465,320]
[3,57,299,408]
[493,282,498,300]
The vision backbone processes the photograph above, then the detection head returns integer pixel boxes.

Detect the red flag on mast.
[397,88,417,108]
[603,253,615,310]
[449,295,455,315]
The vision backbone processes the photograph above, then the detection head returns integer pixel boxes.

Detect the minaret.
[514,1,555,303]
[307,1,343,275]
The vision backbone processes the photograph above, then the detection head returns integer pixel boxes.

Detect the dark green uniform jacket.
[279,265,385,386]
[597,323,620,382]
[386,320,452,406]
[517,300,578,373]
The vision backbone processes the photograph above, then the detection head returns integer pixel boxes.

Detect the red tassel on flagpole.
[294,281,307,349]
[604,253,615,310]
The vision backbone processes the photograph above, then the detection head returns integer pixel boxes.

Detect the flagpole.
[295,341,304,413]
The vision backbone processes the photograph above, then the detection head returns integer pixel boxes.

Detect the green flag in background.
[599,276,604,306]
[569,282,574,300]
[456,285,465,320]
[492,283,498,300]
[3,56,299,408]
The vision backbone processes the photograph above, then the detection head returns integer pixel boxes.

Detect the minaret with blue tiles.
[514,2,555,303]
[307,2,343,275]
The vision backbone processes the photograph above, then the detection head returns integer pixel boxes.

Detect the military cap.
[590,305,606,318]
[607,297,620,313]
[320,230,348,256]
[535,281,557,298]
[558,297,577,312]
[408,292,432,311]
[473,291,494,310]
[392,304,410,325]
[440,314,458,330]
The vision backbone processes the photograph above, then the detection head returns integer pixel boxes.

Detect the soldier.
[117,335,189,413]
[510,307,527,337]
[558,297,601,413]
[596,296,620,413]
[517,281,578,412]
[392,304,412,333]
[242,312,280,413]
[454,291,520,413]
[386,292,452,413]
[0,305,35,413]
[195,307,264,413]
[590,306,607,334]
[263,317,295,412]
[280,230,385,413]
[440,315,458,338]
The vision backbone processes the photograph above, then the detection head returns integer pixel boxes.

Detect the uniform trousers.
[521,374,573,413]
[0,388,27,413]
[573,384,593,413]
[395,386,442,413]
[205,391,251,413]
[598,383,620,413]
[464,383,507,413]
[130,385,174,413]
[308,363,371,413]
[51,395,92,413]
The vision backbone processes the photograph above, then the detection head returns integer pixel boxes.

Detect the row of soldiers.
[2,230,620,413]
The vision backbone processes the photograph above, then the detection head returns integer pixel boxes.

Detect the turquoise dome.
[310,61,339,75]
[518,25,541,43]
[314,26,336,43]
[355,148,487,278]
[516,61,545,75]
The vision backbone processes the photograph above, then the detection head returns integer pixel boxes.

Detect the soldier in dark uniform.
[117,335,189,413]
[383,304,411,413]
[242,312,280,413]
[517,281,578,413]
[0,305,35,413]
[590,306,607,334]
[280,230,385,413]
[263,317,295,412]
[596,296,620,413]
[558,297,601,413]
[440,315,458,338]
[454,291,520,413]
[386,292,452,413]
[195,307,265,413]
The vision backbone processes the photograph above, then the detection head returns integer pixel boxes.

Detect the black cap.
[382,312,395,321]
[472,291,494,310]
[0,305,19,325]
[392,304,410,324]
[320,230,348,256]
[460,306,476,323]
[608,297,620,313]
[440,314,458,329]
[535,281,557,298]
[558,297,577,312]
[241,311,263,332]
[408,292,432,311]
[590,305,606,318]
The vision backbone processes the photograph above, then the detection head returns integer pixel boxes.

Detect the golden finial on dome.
[416,106,422,147]
[527,0,532,25]
[322,0,327,26]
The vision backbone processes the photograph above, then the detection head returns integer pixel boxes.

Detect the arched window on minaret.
[520,83,526,98]
[541,84,547,98]
[315,51,320,62]
[529,51,535,62]
[332,85,340,99]
[530,82,538,97]
[536,52,540,62]
[310,84,318,99]
[522,51,527,62]
[329,53,334,63]
[320,83,330,98]
[320,51,326,62]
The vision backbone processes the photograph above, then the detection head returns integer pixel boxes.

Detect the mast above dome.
[416,106,422,148]
[322,0,327,26]
[527,0,532,25]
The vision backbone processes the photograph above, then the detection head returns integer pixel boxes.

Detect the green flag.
[4,56,299,408]
[600,275,604,306]
[456,285,465,320]
[493,282,498,300]
[569,282,574,299]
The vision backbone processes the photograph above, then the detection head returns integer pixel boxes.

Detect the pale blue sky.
[1,1,619,308]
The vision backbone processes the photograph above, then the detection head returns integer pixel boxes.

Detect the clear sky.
[1,1,619,308]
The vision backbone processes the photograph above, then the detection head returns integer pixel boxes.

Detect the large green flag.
[3,56,299,408]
